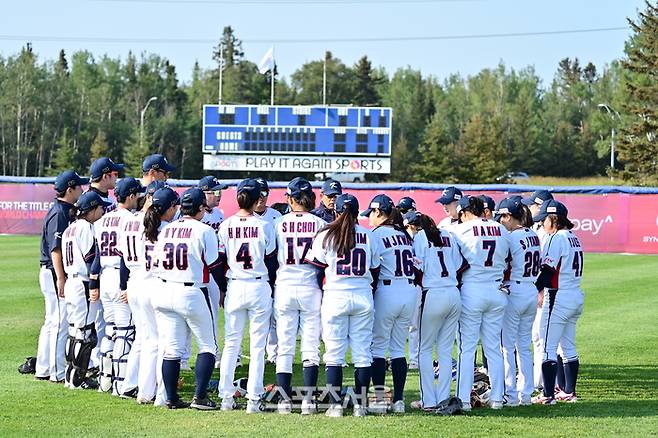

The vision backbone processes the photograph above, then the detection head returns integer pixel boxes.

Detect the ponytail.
[143,204,164,243]
[322,211,357,257]
[460,196,485,219]
[418,213,444,248]
[520,204,534,228]
[380,207,411,240]
[295,190,316,212]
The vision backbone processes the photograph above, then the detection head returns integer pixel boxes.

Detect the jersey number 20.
[336,248,367,276]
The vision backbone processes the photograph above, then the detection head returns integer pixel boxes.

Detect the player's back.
[274,211,326,287]
[117,211,151,276]
[506,227,542,283]
[201,207,225,232]
[453,218,510,283]
[155,218,219,284]
[413,229,463,289]
[371,225,414,281]
[218,214,276,280]
[543,229,584,291]
[62,219,96,279]
[95,207,134,269]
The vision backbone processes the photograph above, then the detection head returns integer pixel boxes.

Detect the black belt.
[382,279,414,286]
[229,276,262,281]
[161,279,194,287]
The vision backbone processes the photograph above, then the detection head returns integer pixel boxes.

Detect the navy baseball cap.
[142,154,175,173]
[146,180,168,196]
[114,177,146,198]
[197,175,228,191]
[397,196,416,212]
[403,210,422,226]
[75,191,112,213]
[494,197,524,221]
[321,179,342,196]
[335,193,359,216]
[479,195,496,211]
[255,177,270,193]
[237,178,261,202]
[522,190,553,206]
[54,170,89,192]
[286,177,313,199]
[90,157,124,180]
[533,199,568,222]
[437,186,463,204]
[361,194,394,216]
[151,187,180,210]
[180,187,207,210]
[455,195,472,214]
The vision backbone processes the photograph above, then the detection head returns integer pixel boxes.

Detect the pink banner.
[2,183,657,254]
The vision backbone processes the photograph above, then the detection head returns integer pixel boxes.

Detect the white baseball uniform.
[273,211,327,374]
[200,206,225,364]
[62,218,100,388]
[94,206,134,393]
[413,229,464,408]
[309,224,380,368]
[532,221,551,388]
[453,219,511,407]
[217,214,276,403]
[438,216,458,230]
[502,227,542,404]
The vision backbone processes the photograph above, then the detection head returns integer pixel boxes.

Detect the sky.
[0,0,647,87]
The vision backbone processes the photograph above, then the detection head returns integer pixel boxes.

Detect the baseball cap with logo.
[146,180,168,196]
[521,190,553,206]
[142,154,176,173]
[90,157,124,180]
[479,195,496,211]
[286,177,313,199]
[75,191,112,213]
[151,187,180,211]
[180,187,207,210]
[455,195,473,214]
[255,177,270,193]
[238,178,261,203]
[335,193,359,216]
[114,177,146,199]
[361,194,394,216]
[403,210,422,227]
[321,179,342,196]
[437,186,463,204]
[197,175,228,191]
[533,199,568,222]
[54,170,90,192]
[396,196,417,213]
[494,196,524,221]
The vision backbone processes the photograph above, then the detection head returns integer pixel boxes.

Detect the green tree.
[352,56,383,106]
[291,51,355,105]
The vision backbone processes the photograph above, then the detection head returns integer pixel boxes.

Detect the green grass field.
[1,236,657,437]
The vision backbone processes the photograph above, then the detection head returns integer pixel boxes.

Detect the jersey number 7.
[483,240,496,267]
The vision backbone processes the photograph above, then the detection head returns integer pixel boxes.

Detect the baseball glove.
[434,397,464,415]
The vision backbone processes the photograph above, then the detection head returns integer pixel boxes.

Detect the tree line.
[0,2,656,184]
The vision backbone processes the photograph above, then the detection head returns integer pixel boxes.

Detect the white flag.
[258,47,274,74]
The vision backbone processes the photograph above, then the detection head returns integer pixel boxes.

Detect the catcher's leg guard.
[99,321,115,392]
[112,324,136,395]
[69,324,98,387]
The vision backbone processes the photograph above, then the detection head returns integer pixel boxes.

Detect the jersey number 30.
[162,243,189,270]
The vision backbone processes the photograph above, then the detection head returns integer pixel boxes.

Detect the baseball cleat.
[300,399,318,415]
[18,357,37,374]
[408,362,418,370]
[277,399,292,414]
[220,397,237,411]
[367,400,388,415]
[120,387,139,399]
[489,400,504,410]
[391,400,405,413]
[410,400,423,410]
[246,399,266,414]
[532,395,557,405]
[555,391,578,403]
[325,403,344,418]
[180,361,192,371]
[190,396,218,410]
[353,404,367,417]
[137,396,155,405]
[34,375,50,381]
[461,403,472,412]
[72,378,99,390]
[503,395,520,407]
[520,397,532,406]
[166,398,190,409]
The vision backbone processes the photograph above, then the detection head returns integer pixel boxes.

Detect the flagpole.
[218,41,224,105]
[323,50,327,106]
[270,46,275,106]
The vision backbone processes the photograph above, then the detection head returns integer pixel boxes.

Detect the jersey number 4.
[236,242,253,270]
[285,237,312,265]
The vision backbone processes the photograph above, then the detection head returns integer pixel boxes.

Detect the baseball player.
[521,189,557,389]
[217,178,277,414]
[273,177,326,415]
[436,186,462,229]
[452,195,511,411]
[479,195,496,220]
[495,197,540,406]
[310,179,342,223]
[141,154,175,186]
[396,196,420,369]
[88,157,123,213]
[151,187,222,410]
[62,191,111,389]
[362,194,416,414]
[34,170,88,383]
[253,177,282,364]
[307,193,380,418]
[532,200,584,405]
[411,212,464,410]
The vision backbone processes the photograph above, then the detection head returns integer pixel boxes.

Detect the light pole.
[597,103,621,171]
[140,96,158,149]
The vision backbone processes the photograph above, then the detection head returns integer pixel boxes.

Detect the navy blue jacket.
[40,199,74,268]
[310,202,336,223]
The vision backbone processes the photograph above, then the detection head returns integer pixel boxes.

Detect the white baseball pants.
[371,281,416,360]
[540,288,584,363]
[36,267,68,381]
[408,286,422,364]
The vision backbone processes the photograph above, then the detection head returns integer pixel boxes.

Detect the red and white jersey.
[202,207,225,232]
[154,218,220,284]
[308,224,380,292]
[452,219,511,284]
[541,229,584,291]
[371,225,415,282]
[274,211,327,287]
[95,207,134,269]
[218,214,276,280]
[413,229,464,289]
[62,219,96,279]
[254,207,282,224]
[117,211,160,278]
[506,227,542,283]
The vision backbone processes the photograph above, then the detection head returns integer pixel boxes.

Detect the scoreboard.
[202,105,392,156]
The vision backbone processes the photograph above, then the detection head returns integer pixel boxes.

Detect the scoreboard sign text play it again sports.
[202,105,392,174]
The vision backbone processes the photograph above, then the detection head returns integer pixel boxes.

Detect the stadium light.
[140,96,158,149]
[597,103,620,171]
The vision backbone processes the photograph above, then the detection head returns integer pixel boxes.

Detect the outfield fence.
[1,177,658,254]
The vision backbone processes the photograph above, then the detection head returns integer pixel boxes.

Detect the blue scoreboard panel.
[202,105,392,156]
